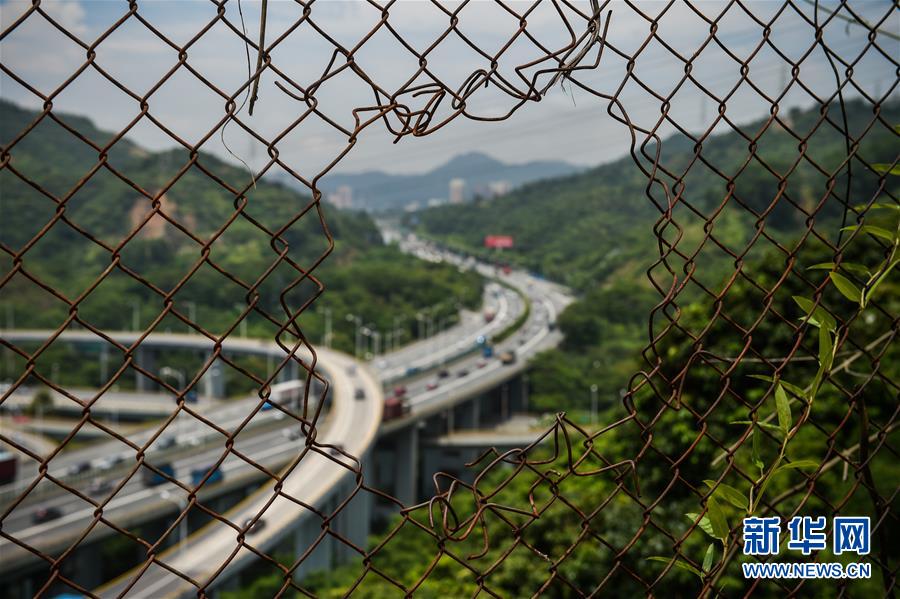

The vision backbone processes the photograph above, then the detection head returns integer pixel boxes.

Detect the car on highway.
[457,369,470,378]
[354,388,365,400]
[425,381,439,391]
[243,517,266,535]
[437,369,450,379]
[32,506,62,524]
[69,461,91,476]
[282,427,304,441]
[475,360,487,369]
[499,351,517,365]
[328,444,345,457]
[157,435,176,450]
[87,478,113,496]
[96,454,126,470]
[393,385,407,397]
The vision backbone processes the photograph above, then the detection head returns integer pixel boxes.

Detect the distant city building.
[488,180,512,197]
[327,185,353,209]
[404,201,421,212]
[449,178,465,204]
[427,198,443,207]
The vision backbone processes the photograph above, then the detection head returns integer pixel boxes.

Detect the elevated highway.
[0,240,573,597]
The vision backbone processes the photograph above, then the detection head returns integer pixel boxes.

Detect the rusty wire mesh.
[0,0,898,597]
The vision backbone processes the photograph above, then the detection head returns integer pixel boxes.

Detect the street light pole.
[590,384,598,426]
[160,491,188,557]
[322,307,333,348]
[346,314,362,358]
[160,367,187,441]
[131,300,140,332]
[186,301,196,333]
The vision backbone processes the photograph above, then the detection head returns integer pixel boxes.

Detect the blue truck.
[190,466,223,486]
[141,463,175,487]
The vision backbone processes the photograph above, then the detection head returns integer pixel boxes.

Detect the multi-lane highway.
[0,232,573,597]
[97,350,382,598]
[0,339,382,582]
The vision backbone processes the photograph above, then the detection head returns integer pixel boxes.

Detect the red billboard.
[484,235,514,249]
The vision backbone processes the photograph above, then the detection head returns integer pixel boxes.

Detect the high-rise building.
[327,185,353,209]
[449,178,465,204]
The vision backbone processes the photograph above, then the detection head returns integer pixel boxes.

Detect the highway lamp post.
[392,316,404,351]
[360,326,373,360]
[186,301,196,333]
[372,329,381,356]
[589,384,598,426]
[160,490,188,557]
[415,312,425,341]
[346,314,363,358]
[131,300,140,332]
[234,304,247,338]
[320,307,333,348]
[160,367,188,442]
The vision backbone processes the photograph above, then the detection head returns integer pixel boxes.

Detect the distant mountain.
[287,151,580,213]
[408,99,900,292]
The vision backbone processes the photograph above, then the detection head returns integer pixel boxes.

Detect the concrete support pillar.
[277,355,300,384]
[65,538,102,590]
[99,343,109,386]
[394,425,419,505]
[202,355,226,399]
[134,346,157,392]
[333,458,373,560]
[294,504,333,579]
[457,396,481,430]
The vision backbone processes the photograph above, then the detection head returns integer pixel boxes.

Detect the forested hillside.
[410,99,900,409]
[410,99,899,292]
[0,100,482,364]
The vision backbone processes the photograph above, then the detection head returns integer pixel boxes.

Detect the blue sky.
[1,0,897,177]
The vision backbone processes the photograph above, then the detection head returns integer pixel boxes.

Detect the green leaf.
[841,224,895,241]
[706,496,730,541]
[865,202,900,212]
[864,257,900,306]
[702,543,715,574]
[775,459,820,472]
[686,513,715,538]
[829,272,862,303]
[807,262,871,277]
[747,375,806,399]
[793,296,836,331]
[775,383,791,434]
[704,480,748,510]
[647,557,702,578]
[872,163,900,176]
[818,326,834,373]
[730,419,784,435]
[752,428,763,475]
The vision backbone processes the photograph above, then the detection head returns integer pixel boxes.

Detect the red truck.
[383,396,408,421]
[0,450,18,486]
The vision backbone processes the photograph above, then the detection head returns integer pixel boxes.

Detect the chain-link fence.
[1,0,897,597]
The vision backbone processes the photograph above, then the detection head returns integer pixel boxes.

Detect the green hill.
[408,99,899,410]
[0,99,482,391]
[409,99,899,293]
